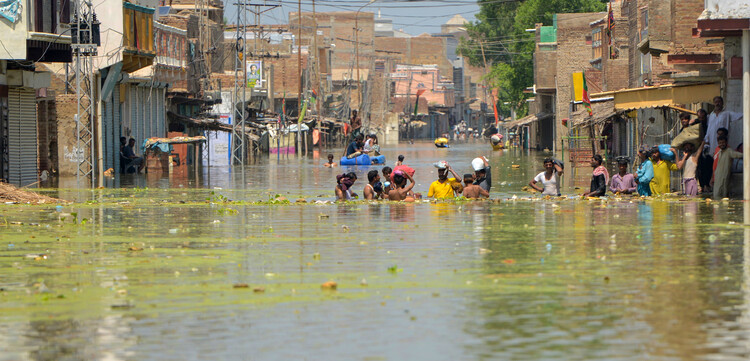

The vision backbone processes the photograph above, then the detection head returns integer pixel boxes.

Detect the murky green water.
[2,141,750,360]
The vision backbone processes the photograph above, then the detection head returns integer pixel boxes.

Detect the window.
[34,0,56,33]
[592,27,603,60]
[640,51,651,75]
[639,8,648,41]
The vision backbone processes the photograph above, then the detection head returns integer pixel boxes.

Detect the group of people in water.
[530,96,744,199]
[329,96,743,200]
[331,155,492,202]
[344,133,381,159]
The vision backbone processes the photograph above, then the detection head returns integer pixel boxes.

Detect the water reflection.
[5,147,750,359]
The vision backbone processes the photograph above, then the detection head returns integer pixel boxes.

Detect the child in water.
[382,166,394,193]
[324,154,337,167]
[395,155,405,166]
[462,174,489,199]
[335,172,358,201]
[388,170,416,201]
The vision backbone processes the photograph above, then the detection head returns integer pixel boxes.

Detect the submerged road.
[2,141,750,360]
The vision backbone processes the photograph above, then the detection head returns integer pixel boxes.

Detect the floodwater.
[3,141,750,360]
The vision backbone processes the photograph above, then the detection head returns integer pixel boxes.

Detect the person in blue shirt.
[345,134,365,159]
[122,138,144,173]
[636,148,654,196]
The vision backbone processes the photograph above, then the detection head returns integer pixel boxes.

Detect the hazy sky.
[223,0,481,36]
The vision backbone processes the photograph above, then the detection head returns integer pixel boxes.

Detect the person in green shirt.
[649,147,679,196]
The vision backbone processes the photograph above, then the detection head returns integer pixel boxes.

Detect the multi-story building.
[0,1,70,186]
[391,64,455,138]
[693,0,750,198]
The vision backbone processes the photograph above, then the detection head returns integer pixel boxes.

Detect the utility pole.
[297,0,302,157]
[478,37,494,128]
[352,1,377,116]
[313,0,321,121]
[233,2,278,165]
[232,2,249,166]
[72,1,98,188]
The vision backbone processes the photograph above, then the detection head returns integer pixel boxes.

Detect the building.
[0,2,70,186]
[693,0,750,198]
[442,14,468,34]
[514,0,726,173]
[553,12,607,154]
[391,64,455,138]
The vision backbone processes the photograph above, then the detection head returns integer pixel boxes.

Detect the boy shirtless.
[462,174,489,199]
[382,166,394,193]
[388,171,416,201]
[324,154,337,167]
[363,169,383,200]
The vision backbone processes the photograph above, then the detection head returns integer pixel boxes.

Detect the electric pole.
[72,0,98,188]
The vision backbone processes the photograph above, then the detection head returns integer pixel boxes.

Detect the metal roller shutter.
[130,86,138,142]
[137,87,144,143]
[103,89,113,171]
[149,87,155,138]
[113,85,121,174]
[8,88,38,186]
[157,88,165,137]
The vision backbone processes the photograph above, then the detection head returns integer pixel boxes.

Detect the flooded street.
[2,142,750,360]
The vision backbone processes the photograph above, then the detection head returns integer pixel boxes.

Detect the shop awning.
[570,100,619,128]
[591,83,720,111]
[501,112,552,129]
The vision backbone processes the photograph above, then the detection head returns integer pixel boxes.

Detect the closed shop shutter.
[113,85,121,173]
[150,88,156,137]
[103,88,113,171]
[137,87,144,143]
[130,86,138,142]
[157,88,165,137]
[7,88,38,186]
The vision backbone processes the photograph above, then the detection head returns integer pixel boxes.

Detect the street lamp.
[355,0,377,115]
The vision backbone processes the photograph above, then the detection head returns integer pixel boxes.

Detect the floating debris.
[321,281,337,290]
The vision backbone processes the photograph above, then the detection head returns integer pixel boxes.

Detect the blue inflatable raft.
[370,155,386,164]
[340,154,386,166]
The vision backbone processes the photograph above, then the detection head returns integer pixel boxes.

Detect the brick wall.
[625,0,640,88]
[290,11,374,72]
[534,23,557,91]
[374,36,453,81]
[37,99,57,174]
[555,12,608,147]
[410,36,453,81]
[647,0,671,53]
[158,15,189,30]
[55,94,80,177]
[463,63,489,110]
[267,55,309,99]
[601,3,630,91]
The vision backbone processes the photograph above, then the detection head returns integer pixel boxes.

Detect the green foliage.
[458,0,607,118]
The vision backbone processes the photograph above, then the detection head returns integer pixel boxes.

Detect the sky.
[223,0,482,36]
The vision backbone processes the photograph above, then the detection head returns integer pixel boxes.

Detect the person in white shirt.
[529,158,564,196]
[704,96,743,152]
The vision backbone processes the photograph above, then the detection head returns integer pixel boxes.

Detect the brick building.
[693,0,750,198]
[554,12,607,151]
[373,35,454,82]
[552,0,727,171]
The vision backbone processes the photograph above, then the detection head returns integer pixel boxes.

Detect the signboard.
[203,115,231,167]
[247,60,263,89]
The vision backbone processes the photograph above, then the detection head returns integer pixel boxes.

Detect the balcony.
[0,0,71,62]
[154,22,186,69]
[122,2,155,72]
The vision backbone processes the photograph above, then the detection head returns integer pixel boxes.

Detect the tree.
[459,0,607,118]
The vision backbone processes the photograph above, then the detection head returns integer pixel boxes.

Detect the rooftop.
[445,14,468,26]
